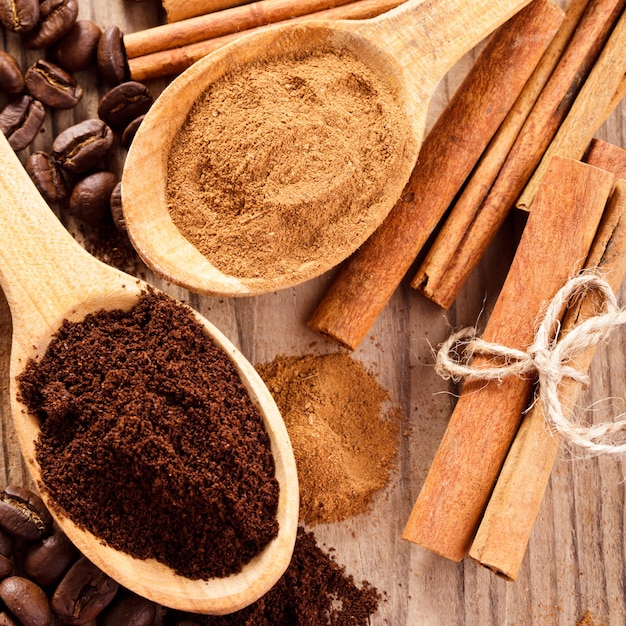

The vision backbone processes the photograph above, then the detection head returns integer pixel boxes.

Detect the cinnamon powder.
[166,47,408,283]
[256,353,401,525]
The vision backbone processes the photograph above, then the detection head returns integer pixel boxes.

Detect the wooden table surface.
[1,1,625,624]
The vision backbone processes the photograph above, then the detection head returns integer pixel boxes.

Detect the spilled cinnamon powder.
[256,353,401,525]
[166,47,409,285]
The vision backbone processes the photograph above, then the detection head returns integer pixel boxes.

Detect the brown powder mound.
[166,47,408,284]
[18,291,279,580]
[257,353,401,525]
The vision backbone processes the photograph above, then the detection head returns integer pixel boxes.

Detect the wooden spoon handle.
[0,134,121,342]
[362,0,534,90]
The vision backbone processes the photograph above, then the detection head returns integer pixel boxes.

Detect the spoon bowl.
[0,133,298,615]
[122,0,531,297]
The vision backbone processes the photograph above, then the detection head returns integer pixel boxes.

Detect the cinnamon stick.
[585,138,626,178]
[410,0,625,310]
[129,0,405,81]
[305,0,563,350]
[469,171,626,581]
[402,156,614,562]
[411,0,590,308]
[163,0,253,23]
[124,0,355,59]
[516,10,626,210]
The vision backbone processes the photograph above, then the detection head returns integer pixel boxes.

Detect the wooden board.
[1,1,624,624]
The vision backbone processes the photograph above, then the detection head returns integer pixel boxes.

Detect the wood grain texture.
[1,0,626,624]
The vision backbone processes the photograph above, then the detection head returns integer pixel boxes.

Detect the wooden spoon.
[0,133,299,615]
[122,0,532,297]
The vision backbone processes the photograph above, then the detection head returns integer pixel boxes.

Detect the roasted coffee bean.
[22,529,77,588]
[97,26,129,84]
[53,19,102,73]
[0,487,52,541]
[109,182,126,233]
[52,118,114,174]
[0,576,52,626]
[51,557,118,625]
[98,81,152,129]
[23,0,79,50]
[0,95,45,152]
[26,151,68,204]
[69,171,118,226]
[0,0,39,33]
[0,51,24,94]
[121,114,144,149]
[99,590,157,626]
[24,59,82,109]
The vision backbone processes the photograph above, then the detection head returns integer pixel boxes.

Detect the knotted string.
[436,272,626,455]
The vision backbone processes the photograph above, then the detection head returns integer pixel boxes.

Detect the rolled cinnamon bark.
[402,156,614,562]
[163,0,253,23]
[469,161,626,581]
[124,0,355,59]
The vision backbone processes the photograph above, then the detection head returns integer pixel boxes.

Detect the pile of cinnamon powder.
[257,353,401,525]
[166,47,408,284]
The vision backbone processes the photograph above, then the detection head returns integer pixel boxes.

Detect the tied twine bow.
[436,272,626,456]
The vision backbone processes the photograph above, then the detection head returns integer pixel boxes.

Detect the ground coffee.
[17,291,279,580]
[166,47,408,282]
[166,527,380,626]
[257,354,401,525]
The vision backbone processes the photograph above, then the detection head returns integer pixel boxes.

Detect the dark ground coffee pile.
[17,291,279,579]
[166,527,380,625]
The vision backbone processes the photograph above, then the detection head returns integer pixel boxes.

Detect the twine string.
[436,273,626,455]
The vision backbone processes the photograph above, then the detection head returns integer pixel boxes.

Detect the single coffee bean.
[53,20,102,73]
[99,590,157,626]
[24,59,82,109]
[121,114,144,149]
[51,557,119,626]
[23,0,79,50]
[98,81,152,129]
[97,26,129,84]
[26,151,68,205]
[0,0,39,33]
[22,529,77,588]
[109,182,126,233]
[0,95,45,152]
[69,171,118,226]
[0,576,52,626]
[52,118,114,174]
[0,487,52,541]
[0,51,24,94]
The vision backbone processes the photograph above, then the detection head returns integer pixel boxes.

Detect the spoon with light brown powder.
[122,0,533,297]
[0,132,298,616]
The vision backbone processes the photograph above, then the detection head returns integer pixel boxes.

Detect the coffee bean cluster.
[0,0,153,234]
[0,485,158,626]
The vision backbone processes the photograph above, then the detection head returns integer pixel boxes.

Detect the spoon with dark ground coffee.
[0,132,298,615]
[122,0,532,297]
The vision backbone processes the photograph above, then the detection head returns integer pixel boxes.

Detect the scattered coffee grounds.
[17,291,279,579]
[257,354,401,525]
[166,527,380,626]
[166,47,408,282]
